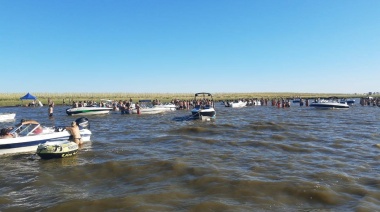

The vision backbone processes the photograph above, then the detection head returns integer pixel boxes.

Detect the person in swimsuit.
[66,121,82,145]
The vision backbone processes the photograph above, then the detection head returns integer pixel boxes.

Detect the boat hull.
[0,113,16,122]
[66,107,112,116]
[132,107,171,114]
[37,140,78,159]
[310,102,349,109]
[191,108,216,119]
[231,101,247,108]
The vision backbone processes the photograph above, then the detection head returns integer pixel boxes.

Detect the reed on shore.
[0,92,370,107]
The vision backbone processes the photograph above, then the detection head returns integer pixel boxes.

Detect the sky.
[0,0,379,94]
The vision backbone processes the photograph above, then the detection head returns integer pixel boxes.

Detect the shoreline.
[0,92,375,107]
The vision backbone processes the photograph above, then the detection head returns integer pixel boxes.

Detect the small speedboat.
[36,140,78,159]
[191,92,216,120]
[0,113,16,122]
[154,103,177,111]
[340,99,355,105]
[230,100,247,108]
[66,106,113,116]
[0,117,91,155]
[132,100,175,114]
[310,99,349,109]
[132,107,168,114]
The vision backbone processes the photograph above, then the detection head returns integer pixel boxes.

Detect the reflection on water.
[0,102,379,211]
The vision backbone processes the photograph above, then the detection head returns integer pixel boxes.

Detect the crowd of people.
[63,96,380,113]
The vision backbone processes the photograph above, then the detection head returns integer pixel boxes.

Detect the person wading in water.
[66,121,82,145]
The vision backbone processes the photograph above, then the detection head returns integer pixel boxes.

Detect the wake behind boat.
[191,92,216,120]
[0,117,91,155]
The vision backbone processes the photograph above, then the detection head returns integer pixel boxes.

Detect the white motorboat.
[0,113,16,122]
[248,99,262,106]
[292,98,300,103]
[340,98,355,105]
[0,117,91,155]
[154,103,177,111]
[310,99,349,109]
[66,106,112,116]
[132,100,174,114]
[230,100,247,108]
[36,140,79,159]
[132,107,168,114]
[191,92,216,120]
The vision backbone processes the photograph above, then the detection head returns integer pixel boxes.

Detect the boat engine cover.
[75,117,90,130]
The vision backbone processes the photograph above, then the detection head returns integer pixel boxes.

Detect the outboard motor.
[75,117,90,130]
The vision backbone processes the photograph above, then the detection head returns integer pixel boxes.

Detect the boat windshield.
[10,123,40,136]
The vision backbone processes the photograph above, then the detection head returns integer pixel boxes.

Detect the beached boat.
[0,113,16,122]
[66,106,113,116]
[0,117,91,155]
[191,92,216,120]
[36,140,78,159]
[310,99,349,109]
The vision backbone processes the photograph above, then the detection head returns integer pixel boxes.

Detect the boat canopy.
[195,92,212,97]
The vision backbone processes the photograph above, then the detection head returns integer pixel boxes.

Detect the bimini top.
[195,92,213,97]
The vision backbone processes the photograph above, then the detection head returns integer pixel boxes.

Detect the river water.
[0,101,379,211]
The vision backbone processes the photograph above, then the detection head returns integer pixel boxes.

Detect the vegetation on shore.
[0,92,373,107]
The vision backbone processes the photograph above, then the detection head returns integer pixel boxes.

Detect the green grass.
[0,92,372,107]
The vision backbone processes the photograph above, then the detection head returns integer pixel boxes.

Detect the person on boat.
[66,121,82,145]
[0,127,14,139]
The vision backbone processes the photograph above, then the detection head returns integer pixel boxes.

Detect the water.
[0,102,379,211]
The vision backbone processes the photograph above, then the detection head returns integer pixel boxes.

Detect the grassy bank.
[0,92,370,107]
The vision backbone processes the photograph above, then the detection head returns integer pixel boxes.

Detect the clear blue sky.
[1,0,379,94]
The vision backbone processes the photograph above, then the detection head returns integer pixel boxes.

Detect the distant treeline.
[0,92,374,107]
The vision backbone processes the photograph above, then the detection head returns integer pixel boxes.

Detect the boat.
[0,117,91,155]
[0,113,16,122]
[310,98,349,109]
[292,98,300,103]
[191,92,216,120]
[36,140,78,159]
[132,100,174,114]
[340,98,355,105]
[230,100,247,108]
[66,106,113,116]
[154,103,177,111]
[248,99,262,106]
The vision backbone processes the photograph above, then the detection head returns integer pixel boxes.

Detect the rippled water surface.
[1,102,379,211]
